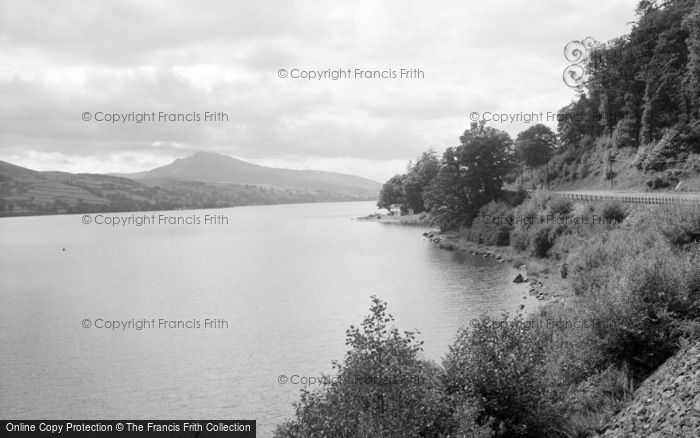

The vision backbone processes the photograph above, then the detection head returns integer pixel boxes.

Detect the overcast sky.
[0,0,639,182]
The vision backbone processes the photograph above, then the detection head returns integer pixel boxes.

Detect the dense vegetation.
[280,1,700,436]
[378,121,525,231]
[379,0,700,226]
[551,0,700,185]
[276,200,699,438]
[0,172,376,217]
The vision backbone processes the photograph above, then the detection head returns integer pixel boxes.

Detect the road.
[547,190,700,205]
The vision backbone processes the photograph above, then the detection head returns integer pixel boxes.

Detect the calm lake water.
[0,201,529,436]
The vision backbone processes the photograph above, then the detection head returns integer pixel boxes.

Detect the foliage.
[634,204,700,246]
[465,201,514,246]
[565,208,700,375]
[556,95,603,148]
[401,150,440,213]
[274,297,453,438]
[554,0,700,179]
[444,313,554,437]
[279,204,700,438]
[547,198,573,216]
[530,225,555,258]
[425,122,516,231]
[646,174,680,189]
[599,201,628,223]
[514,124,556,168]
[377,174,405,212]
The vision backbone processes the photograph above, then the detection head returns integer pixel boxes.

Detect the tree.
[556,94,602,148]
[401,149,440,213]
[425,122,515,231]
[455,122,516,206]
[578,0,697,149]
[274,297,452,438]
[514,125,556,185]
[376,174,405,212]
[424,147,473,231]
[682,0,700,121]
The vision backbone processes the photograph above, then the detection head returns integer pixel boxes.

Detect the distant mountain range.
[113,151,381,196]
[0,152,381,217]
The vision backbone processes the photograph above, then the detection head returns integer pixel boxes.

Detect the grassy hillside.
[132,151,381,197]
[0,161,378,217]
[514,136,700,192]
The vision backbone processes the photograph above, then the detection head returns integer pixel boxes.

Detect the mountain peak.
[136,152,381,195]
[192,151,226,158]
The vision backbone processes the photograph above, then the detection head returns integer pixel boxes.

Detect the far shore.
[355,211,431,226]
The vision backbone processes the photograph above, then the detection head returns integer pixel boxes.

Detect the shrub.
[547,198,573,216]
[640,124,699,171]
[530,225,554,257]
[444,314,554,437]
[468,201,514,246]
[510,228,530,252]
[611,118,638,149]
[502,189,528,207]
[585,247,700,376]
[567,205,700,375]
[534,302,604,385]
[599,201,627,223]
[274,297,453,438]
[634,146,648,170]
[646,174,679,190]
[634,205,700,247]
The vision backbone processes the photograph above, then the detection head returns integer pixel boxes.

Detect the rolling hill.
[0,154,381,217]
[128,151,381,197]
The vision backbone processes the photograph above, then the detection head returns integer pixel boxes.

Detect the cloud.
[0,0,639,181]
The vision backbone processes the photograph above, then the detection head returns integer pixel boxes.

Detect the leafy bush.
[279,206,700,438]
[274,297,452,438]
[611,118,638,149]
[599,201,627,223]
[634,146,648,170]
[510,228,530,252]
[584,247,700,375]
[502,189,528,207]
[566,206,700,375]
[634,205,700,247]
[646,174,679,189]
[467,201,513,246]
[566,228,658,296]
[639,124,699,171]
[547,198,573,216]
[444,314,554,437]
[530,225,554,257]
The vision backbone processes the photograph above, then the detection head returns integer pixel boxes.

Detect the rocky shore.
[600,340,700,437]
[423,230,564,303]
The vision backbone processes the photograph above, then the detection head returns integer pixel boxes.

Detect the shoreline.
[422,230,571,305]
[355,211,431,226]
[356,211,569,305]
[356,211,549,313]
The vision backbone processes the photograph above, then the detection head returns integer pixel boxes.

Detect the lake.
[0,201,529,436]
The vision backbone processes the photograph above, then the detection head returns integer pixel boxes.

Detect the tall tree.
[401,149,440,213]
[514,124,556,169]
[376,174,405,212]
[556,94,603,148]
[425,122,515,231]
